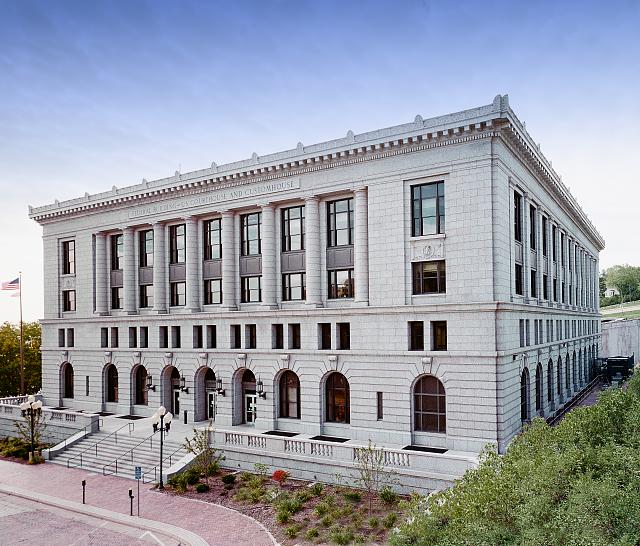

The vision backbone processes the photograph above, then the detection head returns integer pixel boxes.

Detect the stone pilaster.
[536,209,544,303]
[153,222,167,314]
[221,211,236,310]
[354,187,369,305]
[123,226,137,315]
[185,216,200,312]
[305,196,322,307]
[261,204,277,308]
[522,194,531,301]
[95,232,108,315]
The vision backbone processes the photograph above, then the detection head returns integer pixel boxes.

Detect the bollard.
[183,410,187,424]
[128,488,134,516]
[82,480,86,504]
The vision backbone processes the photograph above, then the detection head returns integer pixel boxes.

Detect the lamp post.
[151,406,172,489]
[20,395,43,461]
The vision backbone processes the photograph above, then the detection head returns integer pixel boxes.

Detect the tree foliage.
[0,322,41,397]
[603,265,640,304]
[391,374,640,546]
[184,422,224,485]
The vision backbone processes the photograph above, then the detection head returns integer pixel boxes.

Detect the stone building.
[29,95,604,488]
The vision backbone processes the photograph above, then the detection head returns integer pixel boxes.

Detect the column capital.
[354,186,368,196]
[221,210,235,219]
[304,195,320,204]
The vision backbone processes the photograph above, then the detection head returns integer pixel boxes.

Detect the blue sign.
[134,466,142,480]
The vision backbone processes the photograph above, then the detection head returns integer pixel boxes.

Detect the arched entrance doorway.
[195,367,217,422]
[162,366,181,416]
[104,364,118,403]
[61,362,74,400]
[235,369,257,425]
[132,365,148,406]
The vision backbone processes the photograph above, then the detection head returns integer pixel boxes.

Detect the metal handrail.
[66,422,135,468]
[102,430,157,477]
[142,445,185,484]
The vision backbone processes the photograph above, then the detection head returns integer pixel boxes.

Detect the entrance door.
[244,393,257,424]
[173,388,180,416]
[207,391,216,420]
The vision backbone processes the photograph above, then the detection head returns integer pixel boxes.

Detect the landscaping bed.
[163,464,407,545]
[0,437,46,464]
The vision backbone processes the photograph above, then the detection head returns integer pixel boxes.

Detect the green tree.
[599,272,607,299]
[184,422,224,485]
[605,264,640,304]
[0,322,41,397]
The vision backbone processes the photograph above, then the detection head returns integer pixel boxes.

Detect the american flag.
[1,278,20,291]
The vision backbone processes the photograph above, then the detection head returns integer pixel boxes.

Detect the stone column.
[536,208,544,302]
[354,187,369,305]
[305,196,322,307]
[522,195,531,301]
[261,204,277,308]
[153,222,167,314]
[123,226,137,315]
[185,216,200,312]
[221,211,237,310]
[95,232,108,315]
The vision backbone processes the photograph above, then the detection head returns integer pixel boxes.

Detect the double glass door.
[172,388,180,416]
[244,393,257,424]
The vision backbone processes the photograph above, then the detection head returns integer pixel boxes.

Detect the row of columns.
[95,189,369,315]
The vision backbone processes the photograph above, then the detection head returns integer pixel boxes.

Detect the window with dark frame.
[327,198,354,247]
[319,323,331,350]
[204,279,222,305]
[140,327,149,348]
[337,322,350,350]
[409,321,424,351]
[514,191,523,243]
[139,284,153,308]
[377,392,383,420]
[413,375,446,433]
[543,274,549,300]
[110,327,119,348]
[282,206,305,251]
[63,290,76,312]
[203,218,222,260]
[245,324,257,349]
[325,372,350,423]
[529,205,536,249]
[169,224,186,264]
[230,325,241,349]
[552,225,557,261]
[279,371,300,419]
[206,325,216,349]
[66,328,73,347]
[282,272,305,301]
[193,325,203,349]
[58,329,65,348]
[139,230,154,267]
[411,181,445,237]
[241,276,262,303]
[170,282,186,306]
[241,212,262,256]
[542,216,548,256]
[111,234,123,270]
[515,263,523,295]
[272,324,284,349]
[531,269,537,298]
[129,327,137,348]
[432,321,447,351]
[412,261,446,294]
[62,240,75,275]
[111,287,122,309]
[101,327,108,348]
[171,326,181,349]
[328,269,354,299]
[288,323,301,350]
[159,326,168,349]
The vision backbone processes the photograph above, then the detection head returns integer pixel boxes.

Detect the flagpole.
[19,271,25,396]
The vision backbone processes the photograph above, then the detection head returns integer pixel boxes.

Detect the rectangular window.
[377,392,383,421]
[282,273,305,301]
[111,234,123,270]
[514,191,523,243]
[542,217,548,256]
[525,319,530,346]
[139,230,154,267]
[553,278,558,301]
[58,329,65,347]
[241,212,262,256]
[170,282,186,306]
[171,326,181,349]
[530,270,537,298]
[282,205,305,251]
[169,224,186,264]
[193,325,203,349]
[139,285,153,308]
[543,274,549,300]
[337,323,350,350]
[203,218,222,260]
[412,261,446,295]
[129,327,137,348]
[62,240,75,275]
[552,225,557,261]
[110,327,119,348]
[328,269,354,299]
[529,205,536,249]
[206,325,216,349]
[159,326,169,349]
[230,325,241,349]
[327,198,354,246]
[272,324,284,350]
[560,233,565,266]
[550,321,554,342]
[409,321,424,351]
[565,319,569,339]
[86,376,89,397]
[101,327,108,348]
[519,319,525,347]
[111,287,122,310]
[241,276,262,303]
[432,321,447,351]
[288,323,301,350]
[319,323,331,350]
[204,279,222,305]
[66,328,74,348]
[62,290,76,312]
[561,282,566,303]
[140,326,149,348]
[411,181,445,237]
[515,263,523,296]
[245,324,257,349]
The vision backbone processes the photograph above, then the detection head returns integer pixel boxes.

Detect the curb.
[0,483,209,546]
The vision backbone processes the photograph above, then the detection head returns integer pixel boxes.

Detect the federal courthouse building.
[30,95,604,488]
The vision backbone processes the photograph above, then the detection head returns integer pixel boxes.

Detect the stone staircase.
[49,429,188,482]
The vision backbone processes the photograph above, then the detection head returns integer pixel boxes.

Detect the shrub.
[184,468,200,485]
[353,534,366,544]
[221,473,236,485]
[320,514,334,527]
[239,471,252,482]
[328,526,354,545]
[368,516,379,528]
[306,527,320,539]
[295,489,312,503]
[205,461,219,476]
[343,490,362,503]
[272,469,289,485]
[167,474,187,492]
[254,462,269,477]
[223,483,234,491]
[195,483,210,493]
[315,502,330,517]
[276,494,303,514]
[380,485,398,505]
[1,438,29,459]
[311,482,324,496]
[382,512,397,528]
[276,509,290,524]
[284,523,302,538]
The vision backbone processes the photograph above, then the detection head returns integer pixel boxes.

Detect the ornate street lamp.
[216,377,225,397]
[256,377,266,399]
[151,406,173,489]
[19,395,43,460]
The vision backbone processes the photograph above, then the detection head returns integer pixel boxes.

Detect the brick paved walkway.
[0,460,276,546]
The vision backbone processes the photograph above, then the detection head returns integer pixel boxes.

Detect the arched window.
[578,350,583,384]
[547,360,553,403]
[565,357,570,391]
[572,352,577,390]
[521,368,530,423]
[325,372,350,424]
[62,363,74,399]
[134,366,148,405]
[535,363,543,412]
[557,356,562,400]
[279,371,300,419]
[413,376,446,433]
[106,364,118,403]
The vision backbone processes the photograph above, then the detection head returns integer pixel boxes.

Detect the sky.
[0,0,639,323]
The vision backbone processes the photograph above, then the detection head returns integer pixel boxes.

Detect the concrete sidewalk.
[0,460,276,546]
